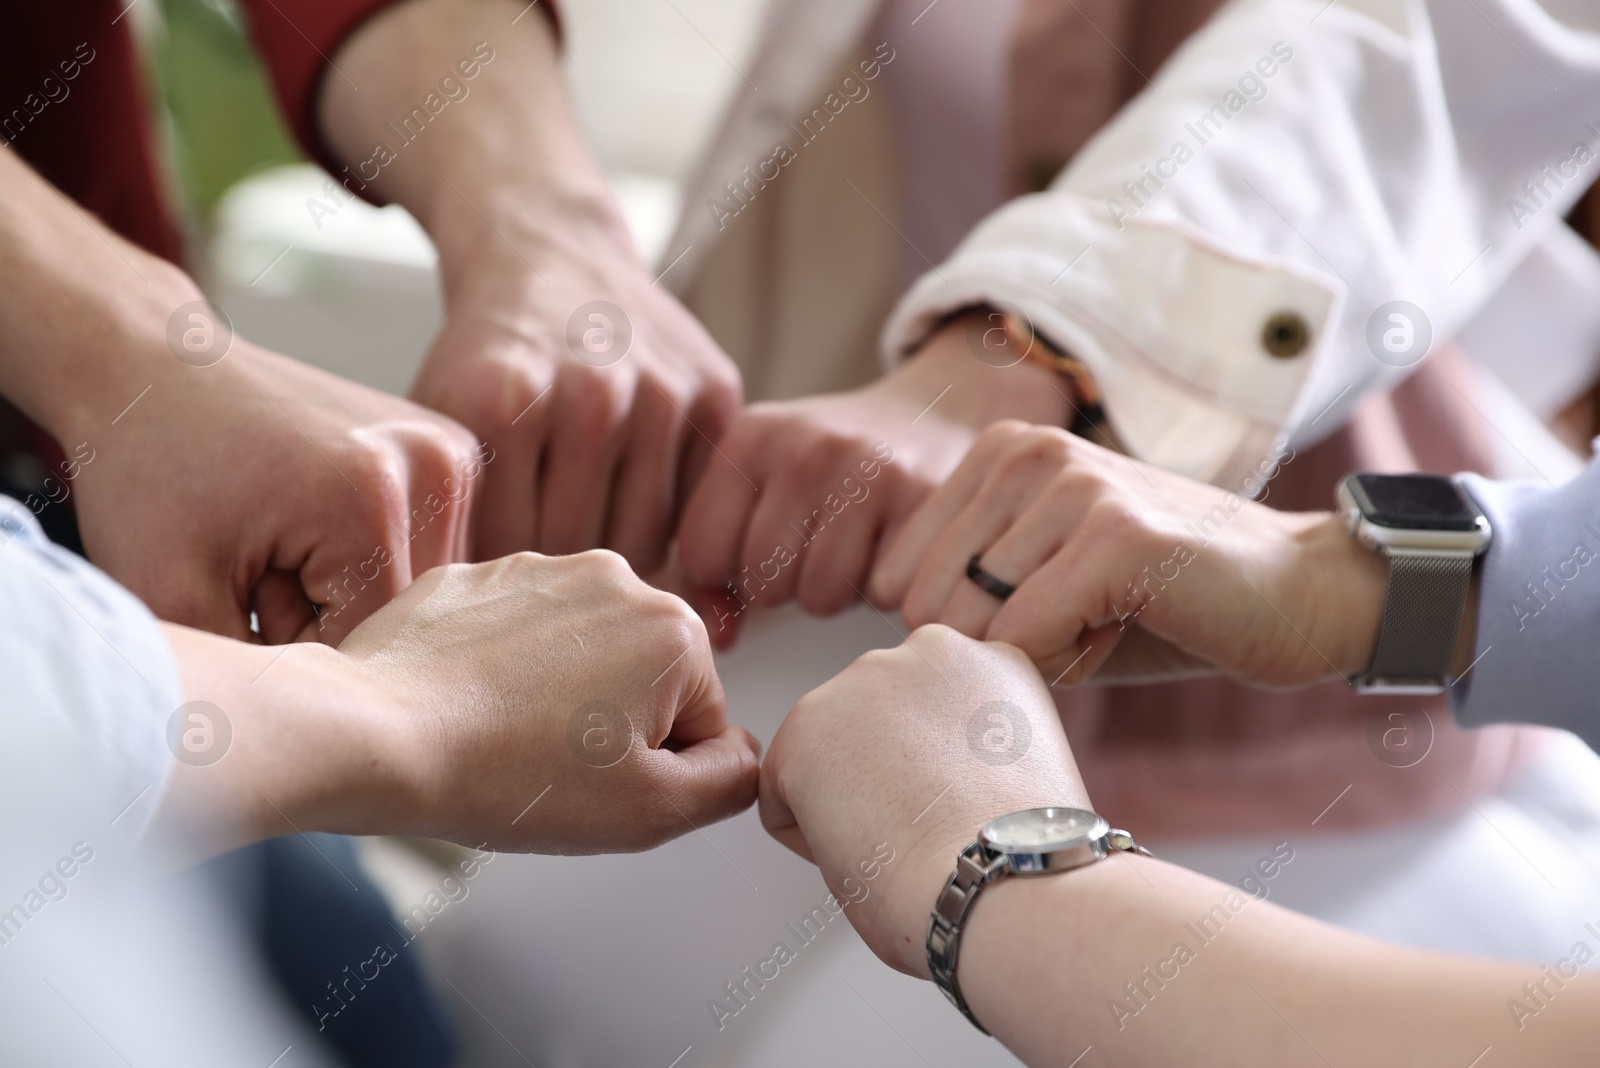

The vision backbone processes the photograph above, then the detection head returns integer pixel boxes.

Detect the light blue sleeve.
[1454,462,1600,752]
[0,498,181,838]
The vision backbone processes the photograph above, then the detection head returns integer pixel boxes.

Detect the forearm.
[152,624,424,861]
[959,856,1597,1067]
[317,0,631,290]
[0,144,198,441]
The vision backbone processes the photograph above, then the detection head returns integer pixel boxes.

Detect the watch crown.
[1106,829,1153,857]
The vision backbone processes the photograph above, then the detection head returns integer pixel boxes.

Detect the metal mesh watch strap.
[1358,548,1475,691]
[927,831,1149,1035]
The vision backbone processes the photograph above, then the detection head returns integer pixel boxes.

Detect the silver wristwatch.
[927,806,1149,1035]
[1336,473,1491,695]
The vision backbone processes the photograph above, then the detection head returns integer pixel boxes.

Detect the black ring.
[965,555,1016,601]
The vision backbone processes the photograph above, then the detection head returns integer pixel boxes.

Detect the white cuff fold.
[881,192,1344,485]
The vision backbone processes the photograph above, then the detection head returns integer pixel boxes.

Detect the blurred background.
[147,0,766,394]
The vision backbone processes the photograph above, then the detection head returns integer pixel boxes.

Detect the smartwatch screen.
[1350,473,1481,530]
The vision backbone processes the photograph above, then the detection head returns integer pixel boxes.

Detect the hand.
[333,550,760,853]
[159,550,761,858]
[759,624,1087,975]
[318,0,743,574]
[412,221,743,572]
[870,421,1388,688]
[70,338,482,646]
[0,137,482,647]
[677,317,1070,641]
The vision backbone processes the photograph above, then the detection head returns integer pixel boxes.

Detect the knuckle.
[982,418,1033,445]
[645,589,705,639]
[790,434,852,486]
[724,406,778,454]
[911,621,961,646]
[996,430,1071,479]
[564,365,630,431]
[459,357,543,435]
[345,447,409,526]
[1045,465,1105,511]
[975,419,1033,457]
[575,547,636,583]
[412,422,475,487]
[1081,495,1146,545]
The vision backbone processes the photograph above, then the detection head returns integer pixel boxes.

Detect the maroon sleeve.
[0,4,184,264]
[238,0,563,187]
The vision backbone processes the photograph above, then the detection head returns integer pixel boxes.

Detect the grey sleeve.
[1453,462,1600,752]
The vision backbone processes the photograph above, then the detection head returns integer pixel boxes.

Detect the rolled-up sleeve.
[883,0,1600,485]
[235,0,399,172]
[1455,462,1600,753]
[236,0,563,179]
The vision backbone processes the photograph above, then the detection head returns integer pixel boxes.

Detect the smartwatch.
[1336,473,1491,694]
[927,806,1148,1035]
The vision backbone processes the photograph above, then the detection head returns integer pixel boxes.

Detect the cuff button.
[1262,312,1310,357]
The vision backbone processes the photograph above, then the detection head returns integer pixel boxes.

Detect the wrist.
[892,314,1073,430]
[1295,510,1388,678]
[880,847,962,978]
[249,644,429,841]
[303,648,439,840]
[315,0,633,300]
[155,628,433,857]
[0,242,200,446]
[427,179,636,304]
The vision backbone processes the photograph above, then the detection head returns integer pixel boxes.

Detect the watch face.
[981,807,1107,853]
[1348,474,1482,531]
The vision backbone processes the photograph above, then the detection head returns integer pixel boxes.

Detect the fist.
[760,625,1087,973]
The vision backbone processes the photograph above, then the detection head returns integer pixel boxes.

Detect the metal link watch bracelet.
[926,807,1149,1035]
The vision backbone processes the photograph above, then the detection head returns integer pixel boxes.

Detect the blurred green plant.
[151,0,304,218]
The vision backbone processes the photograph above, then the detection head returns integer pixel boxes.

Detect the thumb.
[142,559,256,643]
[656,616,730,748]
[642,724,762,834]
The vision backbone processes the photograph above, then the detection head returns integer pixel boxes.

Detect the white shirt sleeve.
[882,0,1600,484]
[0,499,179,841]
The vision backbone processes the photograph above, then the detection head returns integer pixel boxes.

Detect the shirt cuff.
[879,191,1342,485]
[1454,464,1600,753]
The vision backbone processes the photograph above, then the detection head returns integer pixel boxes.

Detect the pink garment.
[873,0,1022,289]
[1007,0,1226,196]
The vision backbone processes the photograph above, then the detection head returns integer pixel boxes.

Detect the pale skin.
[761,626,1597,1067]
[322,3,1074,619]
[152,550,760,863]
[319,0,743,572]
[869,419,1481,687]
[0,137,479,646]
[677,312,1073,645]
